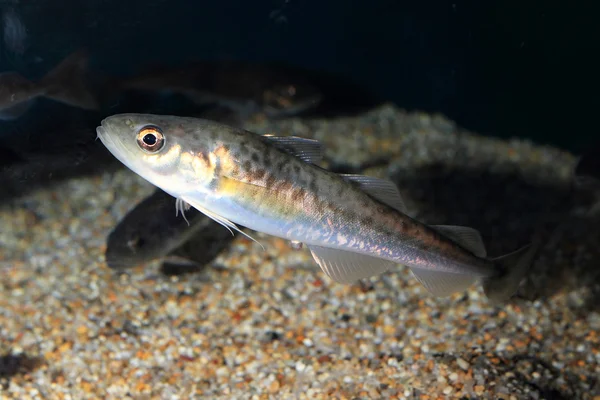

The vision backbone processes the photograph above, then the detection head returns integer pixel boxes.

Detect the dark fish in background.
[160,216,238,276]
[296,69,384,117]
[0,50,98,120]
[0,112,119,201]
[105,189,236,271]
[119,60,323,118]
[190,105,246,128]
[2,7,27,56]
[574,141,600,188]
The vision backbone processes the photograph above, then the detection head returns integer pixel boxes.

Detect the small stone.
[268,380,280,393]
[456,357,470,371]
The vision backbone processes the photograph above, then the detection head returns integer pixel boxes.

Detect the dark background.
[3,0,598,153]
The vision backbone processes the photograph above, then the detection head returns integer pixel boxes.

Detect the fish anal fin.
[410,268,477,297]
[431,225,487,258]
[263,135,323,164]
[340,174,408,214]
[307,245,395,284]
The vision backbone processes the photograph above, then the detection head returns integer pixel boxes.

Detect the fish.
[2,8,27,56]
[0,50,98,120]
[161,218,238,276]
[120,60,322,118]
[96,114,537,303]
[105,188,235,270]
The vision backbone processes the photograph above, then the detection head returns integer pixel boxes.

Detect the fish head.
[105,223,153,268]
[96,113,214,195]
[261,82,322,118]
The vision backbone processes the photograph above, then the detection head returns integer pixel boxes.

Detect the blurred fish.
[160,216,238,275]
[0,50,98,120]
[97,114,537,303]
[2,7,27,56]
[105,189,235,269]
[120,60,322,118]
[574,142,600,188]
[0,124,117,201]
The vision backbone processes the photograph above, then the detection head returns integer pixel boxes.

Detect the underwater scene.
[0,1,599,399]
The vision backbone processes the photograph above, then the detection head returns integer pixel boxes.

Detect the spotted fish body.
[97,114,536,302]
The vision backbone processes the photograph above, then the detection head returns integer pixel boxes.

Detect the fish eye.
[137,126,165,153]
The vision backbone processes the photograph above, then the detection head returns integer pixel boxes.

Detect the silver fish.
[97,114,536,302]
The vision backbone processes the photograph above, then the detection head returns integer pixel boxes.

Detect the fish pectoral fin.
[339,174,408,214]
[180,195,264,250]
[430,225,487,258]
[307,245,395,284]
[410,268,477,297]
[262,135,323,164]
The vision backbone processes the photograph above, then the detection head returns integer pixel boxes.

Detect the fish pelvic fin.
[39,49,99,110]
[483,243,539,304]
[180,195,265,250]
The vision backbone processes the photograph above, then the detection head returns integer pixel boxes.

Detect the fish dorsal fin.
[180,195,264,250]
[430,225,487,258]
[410,268,477,297]
[307,245,396,284]
[340,174,408,214]
[263,135,323,164]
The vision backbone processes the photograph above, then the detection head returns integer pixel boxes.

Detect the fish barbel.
[96,114,536,302]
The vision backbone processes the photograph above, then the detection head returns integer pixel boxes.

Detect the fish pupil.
[143,134,157,146]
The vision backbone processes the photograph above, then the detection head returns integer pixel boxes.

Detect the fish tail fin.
[39,49,98,110]
[483,243,539,304]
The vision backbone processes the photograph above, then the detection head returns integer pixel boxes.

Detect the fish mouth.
[96,125,106,140]
[95,121,134,169]
[95,123,116,155]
